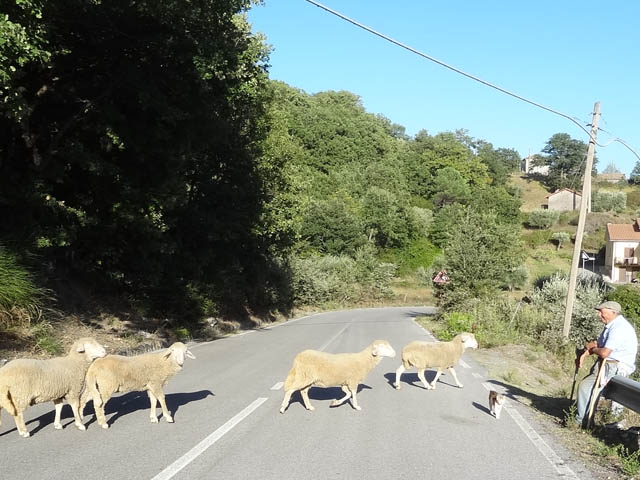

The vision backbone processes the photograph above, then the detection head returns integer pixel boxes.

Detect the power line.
[304,0,639,160]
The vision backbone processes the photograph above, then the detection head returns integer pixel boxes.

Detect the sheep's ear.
[76,343,86,353]
[371,345,380,356]
[163,349,173,359]
[186,349,196,360]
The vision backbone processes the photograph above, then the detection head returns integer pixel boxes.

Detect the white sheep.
[80,342,195,429]
[279,339,396,413]
[393,333,478,390]
[0,337,106,437]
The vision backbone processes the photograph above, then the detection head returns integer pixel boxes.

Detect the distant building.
[597,172,626,184]
[521,155,549,176]
[545,188,582,211]
[604,220,640,283]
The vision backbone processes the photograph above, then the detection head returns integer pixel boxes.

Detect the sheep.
[80,342,195,429]
[0,337,106,438]
[279,339,396,414]
[393,333,478,390]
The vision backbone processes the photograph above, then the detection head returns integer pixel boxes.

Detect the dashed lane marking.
[150,397,268,480]
[270,382,284,391]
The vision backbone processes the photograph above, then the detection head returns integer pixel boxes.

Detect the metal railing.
[603,376,640,414]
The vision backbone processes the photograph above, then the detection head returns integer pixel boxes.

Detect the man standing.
[575,301,638,427]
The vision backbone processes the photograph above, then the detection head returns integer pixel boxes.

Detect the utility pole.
[562,101,600,339]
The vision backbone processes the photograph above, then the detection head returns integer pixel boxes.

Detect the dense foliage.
[2,1,531,329]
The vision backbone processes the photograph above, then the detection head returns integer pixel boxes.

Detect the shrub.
[0,246,48,328]
[440,312,475,341]
[627,190,640,210]
[389,238,440,276]
[607,285,640,328]
[289,249,395,306]
[522,229,553,248]
[528,209,560,229]
[529,272,610,345]
[551,232,571,250]
[592,191,626,213]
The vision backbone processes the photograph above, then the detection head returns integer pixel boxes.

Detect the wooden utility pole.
[562,101,600,339]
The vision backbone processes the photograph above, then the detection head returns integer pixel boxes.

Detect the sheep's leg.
[417,369,433,390]
[330,386,351,407]
[53,399,64,430]
[349,387,361,411]
[447,367,464,388]
[280,390,294,414]
[148,390,159,423]
[300,387,315,411]
[68,398,86,431]
[394,364,406,390]
[150,387,173,423]
[94,398,109,429]
[429,369,443,389]
[15,410,29,438]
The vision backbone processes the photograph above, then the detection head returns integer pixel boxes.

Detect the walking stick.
[569,347,584,401]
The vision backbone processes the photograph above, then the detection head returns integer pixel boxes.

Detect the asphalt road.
[0,307,598,479]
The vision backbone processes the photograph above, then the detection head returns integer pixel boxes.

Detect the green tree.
[300,197,366,256]
[441,207,524,296]
[431,167,470,207]
[0,0,285,319]
[630,161,640,185]
[537,133,593,191]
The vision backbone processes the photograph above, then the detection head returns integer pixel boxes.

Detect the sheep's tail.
[283,365,298,391]
[0,382,18,417]
[81,370,102,410]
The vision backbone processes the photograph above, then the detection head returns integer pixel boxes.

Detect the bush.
[529,272,610,345]
[592,191,626,213]
[607,285,640,328]
[627,190,640,210]
[522,229,553,248]
[551,232,571,250]
[0,246,48,328]
[386,238,441,276]
[440,312,475,341]
[527,210,560,229]
[289,248,395,306]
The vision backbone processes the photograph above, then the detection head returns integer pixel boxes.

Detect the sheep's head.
[371,340,396,358]
[165,342,196,366]
[74,338,107,361]
[459,333,478,350]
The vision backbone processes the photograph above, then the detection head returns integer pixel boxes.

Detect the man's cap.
[595,301,622,313]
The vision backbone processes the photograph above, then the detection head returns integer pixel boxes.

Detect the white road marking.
[459,359,470,369]
[318,324,350,351]
[481,382,579,479]
[472,372,483,379]
[150,397,268,480]
[270,382,284,391]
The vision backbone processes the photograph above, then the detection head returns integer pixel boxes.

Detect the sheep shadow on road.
[77,389,214,429]
[286,384,373,410]
[383,371,459,390]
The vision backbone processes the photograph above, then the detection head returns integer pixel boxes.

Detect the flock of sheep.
[0,338,195,437]
[0,331,479,438]
[280,332,478,413]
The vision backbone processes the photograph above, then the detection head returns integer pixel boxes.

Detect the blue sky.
[248,1,640,175]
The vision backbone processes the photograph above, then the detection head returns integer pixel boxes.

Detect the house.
[545,188,582,211]
[604,220,640,283]
[521,155,549,176]
[597,172,626,184]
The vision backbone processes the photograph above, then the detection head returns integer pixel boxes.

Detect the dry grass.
[509,173,552,212]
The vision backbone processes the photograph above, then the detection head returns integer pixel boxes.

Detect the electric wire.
[304,0,639,161]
